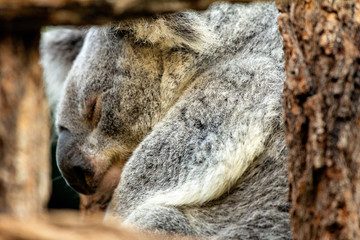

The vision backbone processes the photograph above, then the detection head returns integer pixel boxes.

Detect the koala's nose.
[56,128,96,195]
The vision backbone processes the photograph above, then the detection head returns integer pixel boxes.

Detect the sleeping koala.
[41,1,291,239]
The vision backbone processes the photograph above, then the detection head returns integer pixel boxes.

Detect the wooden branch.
[0,212,195,240]
[0,0,263,29]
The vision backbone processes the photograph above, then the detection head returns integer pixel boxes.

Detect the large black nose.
[56,128,96,195]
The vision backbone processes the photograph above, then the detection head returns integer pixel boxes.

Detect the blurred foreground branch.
[0,30,50,217]
[0,211,195,240]
[0,0,271,29]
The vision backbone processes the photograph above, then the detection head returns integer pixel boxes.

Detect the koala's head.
[41,13,215,199]
[41,26,163,197]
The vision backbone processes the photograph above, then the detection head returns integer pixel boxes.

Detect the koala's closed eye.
[84,96,102,127]
[58,125,69,133]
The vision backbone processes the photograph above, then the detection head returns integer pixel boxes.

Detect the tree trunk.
[277,1,360,239]
[0,29,51,217]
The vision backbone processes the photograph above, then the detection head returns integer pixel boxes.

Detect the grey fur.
[40,2,291,239]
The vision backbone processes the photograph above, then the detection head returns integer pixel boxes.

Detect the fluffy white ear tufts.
[40,27,87,112]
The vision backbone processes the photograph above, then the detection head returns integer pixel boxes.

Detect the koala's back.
[108,2,290,239]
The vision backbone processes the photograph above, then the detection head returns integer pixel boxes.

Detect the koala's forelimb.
[145,121,266,207]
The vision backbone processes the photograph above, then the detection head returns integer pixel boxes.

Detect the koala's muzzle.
[57,129,96,195]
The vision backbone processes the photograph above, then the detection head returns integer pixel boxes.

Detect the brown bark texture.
[277,0,360,239]
[0,0,253,30]
[0,30,51,217]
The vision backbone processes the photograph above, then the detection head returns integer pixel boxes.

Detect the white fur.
[40,49,68,112]
[145,122,266,206]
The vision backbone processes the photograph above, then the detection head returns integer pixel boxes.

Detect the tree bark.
[0,29,51,217]
[277,1,360,239]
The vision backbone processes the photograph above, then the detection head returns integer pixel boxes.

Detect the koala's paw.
[124,204,195,236]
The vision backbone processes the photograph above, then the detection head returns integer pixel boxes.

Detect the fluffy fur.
[41,2,291,239]
[40,27,87,112]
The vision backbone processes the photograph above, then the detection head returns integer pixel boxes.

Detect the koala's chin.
[93,161,124,196]
[80,162,124,211]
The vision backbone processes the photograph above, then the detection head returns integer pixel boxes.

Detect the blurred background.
[48,138,79,210]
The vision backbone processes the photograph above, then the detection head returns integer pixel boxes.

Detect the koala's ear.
[40,27,87,111]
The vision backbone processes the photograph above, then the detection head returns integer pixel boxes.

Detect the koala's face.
[55,27,161,196]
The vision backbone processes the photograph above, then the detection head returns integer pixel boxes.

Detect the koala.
[40,1,291,239]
